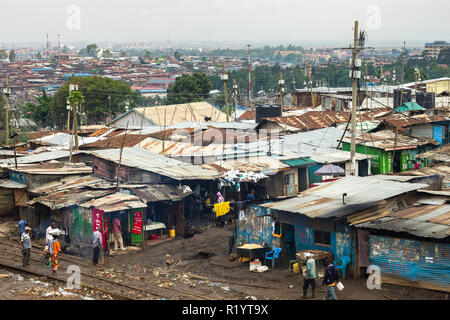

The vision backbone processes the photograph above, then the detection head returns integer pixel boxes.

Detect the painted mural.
[236,204,274,248]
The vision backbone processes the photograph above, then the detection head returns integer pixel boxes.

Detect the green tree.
[437,47,450,65]
[404,66,429,83]
[21,89,52,128]
[0,49,7,60]
[86,44,98,57]
[167,73,211,104]
[174,51,182,60]
[50,76,138,129]
[9,49,15,62]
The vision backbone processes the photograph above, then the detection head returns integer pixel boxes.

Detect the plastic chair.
[265,247,282,269]
[334,256,350,279]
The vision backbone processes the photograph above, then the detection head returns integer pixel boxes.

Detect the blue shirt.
[18,220,27,235]
[246,193,255,202]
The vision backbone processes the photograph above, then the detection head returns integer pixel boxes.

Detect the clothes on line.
[214,201,230,218]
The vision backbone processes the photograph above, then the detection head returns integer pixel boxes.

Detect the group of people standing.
[18,219,62,274]
[302,253,340,300]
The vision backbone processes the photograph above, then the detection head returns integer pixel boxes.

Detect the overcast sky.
[1,0,449,47]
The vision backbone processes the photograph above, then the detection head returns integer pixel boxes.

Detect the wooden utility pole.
[307,64,315,108]
[116,121,129,192]
[365,64,369,109]
[221,64,229,122]
[3,75,11,144]
[278,73,285,113]
[233,79,238,120]
[350,21,361,175]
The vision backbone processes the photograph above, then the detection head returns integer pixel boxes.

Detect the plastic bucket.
[336,282,344,291]
[293,263,299,273]
[169,229,176,238]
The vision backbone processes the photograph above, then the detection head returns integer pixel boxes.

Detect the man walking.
[302,252,316,298]
[18,219,28,237]
[20,227,32,267]
[112,214,125,251]
[45,222,56,266]
[323,258,339,300]
[92,228,103,266]
[226,220,236,255]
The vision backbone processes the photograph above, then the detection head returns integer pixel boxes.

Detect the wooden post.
[116,121,129,192]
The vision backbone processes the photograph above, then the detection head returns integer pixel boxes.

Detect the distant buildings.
[424,41,449,59]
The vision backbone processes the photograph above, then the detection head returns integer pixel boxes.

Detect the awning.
[0,179,27,189]
[131,184,193,202]
[283,158,316,167]
[80,192,147,213]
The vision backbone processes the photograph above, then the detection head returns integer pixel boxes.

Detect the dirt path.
[1,225,447,300]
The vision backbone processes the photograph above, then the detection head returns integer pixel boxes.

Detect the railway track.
[0,238,209,300]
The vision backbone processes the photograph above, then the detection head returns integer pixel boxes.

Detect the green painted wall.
[342,143,391,174]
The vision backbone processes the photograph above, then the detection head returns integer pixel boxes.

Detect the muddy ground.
[1,223,448,300]
[105,226,448,300]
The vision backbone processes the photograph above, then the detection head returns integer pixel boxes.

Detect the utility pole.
[233,79,238,120]
[393,69,397,87]
[401,41,406,84]
[221,64,229,122]
[364,64,369,109]
[3,75,11,144]
[307,64,315,108]
[278,73,285,113]
[247,44,252,107]
[57,33,61,61]
[69,74,79,150]
[350,21,361,175]
[292,76,296,90]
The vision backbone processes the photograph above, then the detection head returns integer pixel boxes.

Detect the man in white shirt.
[92,229,103,266]
[45,222,56,266]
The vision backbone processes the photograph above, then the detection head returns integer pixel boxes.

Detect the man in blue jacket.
[323,258,339,300]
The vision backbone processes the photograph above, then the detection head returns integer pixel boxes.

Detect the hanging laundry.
[216,191,225,203]
[214,201,230,218]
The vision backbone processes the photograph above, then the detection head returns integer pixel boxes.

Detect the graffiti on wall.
[237,205,274,247]
[335,229,351,258]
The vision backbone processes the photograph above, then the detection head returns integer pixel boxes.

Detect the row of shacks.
[0,100,448,292]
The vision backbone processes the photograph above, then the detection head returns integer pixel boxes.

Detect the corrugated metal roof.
[260,176,429,219]
[353,204,450,239]
[130,102,233,125]
[29,132,104,148]
[29,189,114,210]
[203,156,290,174]
[0,150,81,167]
[9,163,92,175]
[80,192,147,212]
[87,147,222,180]
[131,185,192,202]
[418,144,450,163]
[0,179,27,189]
[341,130,438,150]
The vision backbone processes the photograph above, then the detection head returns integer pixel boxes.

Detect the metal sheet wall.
[369,235,450,292]
[236,204,275,248]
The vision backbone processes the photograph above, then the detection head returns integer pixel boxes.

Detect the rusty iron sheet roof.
[80,192,147,212]
[203,156,290,174]
[87,147,222,180]
[341,130,438,150]
[260,176,429,219]
[131,184,193,202]
[28,175,107,195]
[9,162,92,175]
[418,144,450,163]
[353,204,450,239]
[80,134,152,149]
[262,111,375,131]
[28,189,114,210]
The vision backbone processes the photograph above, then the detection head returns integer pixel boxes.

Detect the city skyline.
[0,0,448,47]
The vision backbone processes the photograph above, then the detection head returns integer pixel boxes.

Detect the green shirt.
[306,258,316,279]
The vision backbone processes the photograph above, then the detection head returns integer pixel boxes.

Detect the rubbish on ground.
[256,266,269,273]
[336,282,344,291]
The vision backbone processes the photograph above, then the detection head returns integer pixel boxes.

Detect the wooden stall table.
[144,222,166,238]
[236,244,268,262]
[296,249,333,278]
